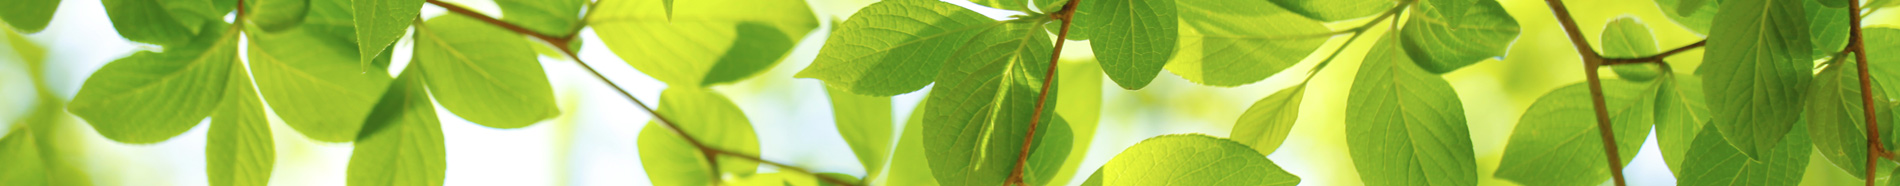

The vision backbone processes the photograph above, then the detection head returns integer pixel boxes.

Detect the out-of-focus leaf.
[346,64,447,186]
[1680,121,1811,185]
[1601,17,1661,81]
[593,0,816,86]
[246,0,309,31]
[1343,36,1476,186]
[1076,0,1178,89]
[1494,80,1654,186]
[1656,0,1718,34]
[824,84,892,176]
[207,66,274,186]
[496,0,583,37]
[798,0,990,96]
[68,23,237,144]
[1808,0,1849,60]
[1231,84,1304,155]
[0,128,46,186]
[1398,0,1520,74]
[1048,59,1102,186]
[879,102,939,186]
[1701,0,1813,160]
[352,0,424,70]
[416,14,560,128]
[0,0,61,33]
[1264,0,1391,22]
[638,88,761,186]
[1165,0,1328,86]
[702,22,801,86]
[1023,116,1073,186]
[1096,134,1299,186]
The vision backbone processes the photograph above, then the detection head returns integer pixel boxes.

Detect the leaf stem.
[1007,0,1083,185]
[1848,1,1885,185]
[1541,0,1627,185]
[423,1,857,186]
[1599,40,1705,65]
[1303,1,1414,82]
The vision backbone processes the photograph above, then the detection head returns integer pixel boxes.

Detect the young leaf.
[416,14,560,128]
[1654,75,1710,176]
[100,0,199,46]
[1494,80,1655,186]
[352,0,424,69]
[824,84,893,176]
[880,102,940,186]
[207,65,274,186]
[1344,36,1476,186]
[1807,56,1896,179]
[347,64,447,186]
[246,0,310,31]
[798,0,992,96]
[495,0,584,37]
[0,0,60,33]
[1601,17,1661,82]
[592,0,816,86]
[68,23,237,144]
[1679,121,1811,185]
[0,127,47,186]
[1076,0,1178,90]
[247,23,393,142]
[1701,0,1814,160]
[1654,0,1717,34]
[1264,0,1391,22]
[1398,0,1520,74]
[1096,134,1300,186]
[921,22,1058,186]
[637,88,762,186]
[1048,59,1103,186]
[1165,0,1328,86]
[1231,84,1304,155]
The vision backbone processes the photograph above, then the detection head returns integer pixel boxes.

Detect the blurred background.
[4,0,1900,185]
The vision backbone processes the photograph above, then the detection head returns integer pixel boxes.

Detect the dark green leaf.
[922,22,1056,186]
[1344,36,1476,186]
[638,88,761,185]
[1265,0,1391,22]
[1166,0,1328,86]
[1701,0,1814,159]
[593,0,816,86]
[496,0,583,37]
[1494,80,1654,186]
[247,23,393,142]
[702,22,801,86]
[352,0,424,70]
[246,0,309,31]
[1808,0,1849,60]
[346,64,447,186]
[1806,56,1895,180]
[1231,84,1304,155]
[1654,75,1710,176]
[417,14,560,128]
[1399,0,1520,74]
[1679,121,1811,185]
[207,65,273,186]
[68,23,237,144]
[0,0,60,33]
[1077,0,1178,89]
[1096,134,1299,186]
[1601,17,1661,82]
[798,0,992,96]
[824,84,892,176]
[1656,0,1718,34]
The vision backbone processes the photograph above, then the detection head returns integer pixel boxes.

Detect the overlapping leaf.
[1701,0,1814,159]
[246,0,309,31]
[351,0,423,69]
[921,22,1068,186]
[100,0,209,46]
[416,14,559,128]
[1654,75,1710,176]
[1343,36,1476,186]
[593,0,816,86]
[1806,56,1896,179]
[638,88,761,186]
[1076,0,1177,89]
[1165,0,1328,86]
[207,66,274,186]
[346,65,447,186]
[1398,0,1519,74]
[824,84,892,175]
[1094,134,1299,186]
[798,0,993,96]
[68,23,237,143]
[1047,59,1103,186]
[496,0,584,37]
[1494,80,1654,186]
[247,17,393,142]
[1601,17,1661,81]
[1679,121,1811,185]
[1264,0,1390,22]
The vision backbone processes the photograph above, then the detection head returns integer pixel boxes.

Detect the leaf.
[1079,169,1102,186]
[1818,0,1846,8]
[496,0,583,37]
[1398,0,1520,74]
[246,0,309,31]
[1023,116,1073,186]
[881,102,940,186]
[1047,59,1102,186]
[352,0,424,70]
[1679,0,1710,14]
[1701,0,1814,160]
[592,0,816,86]
[346,64,447,186]
[1165,0,1329,86]
[970,0,1031,12]
[247,22,394,142]
[1601,17,1661,82]
[797,0,992,96]
[416,14,560,128]
[1807,55,1896,179]
[1343,36,1477,186]
[1679,121,1811,185]
[0,127,47,186]
[1096,134,1300,186]
[207,65,274,186]
[921,22,1057,186]
[100,0,200,46]
[1654,75,1710,176]
[1265,0,1391,22]
[1807,0,1849,60]
[67,23,237,144]
[1231,84,1304,155]
[0,0,60,33]
[1077,0,1178,90]
[1494,80,1655,186]
[638,88,762,186]
[824,84,893,176]
[1655,0,1718,34]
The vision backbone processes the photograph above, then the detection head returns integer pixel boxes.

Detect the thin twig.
[1542,0,1627,185]
[1600,40,1706,65]
[1849,0,1883,185]
[424,1,856,186]
[1303,1,1414,81]
[1006,0,1082,184]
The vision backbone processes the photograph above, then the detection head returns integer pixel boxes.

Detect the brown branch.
[1006,0,1082,185]
[1849,1,1883,185]
[1542,1,1628,186]
[424,1,856,186]
[1600,40,1706,65]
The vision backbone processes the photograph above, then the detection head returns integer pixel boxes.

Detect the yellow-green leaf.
[68,23,237,144]
[417,14,560,128]
[638,88,761,185]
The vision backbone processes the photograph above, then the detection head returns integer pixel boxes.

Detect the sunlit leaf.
[1601,17,1661,81]
[702,22,801,86]
[1494,80,1654,186]
[1096,134,1299,186]
[0,128,47,186]
[1023,116,1073,186]
[824,84,892,176]
[1701,0,1814,160]
[352,0,424,70]
[417,14,560,128]
[247,22,393,142]
[638,88,761,186]
[879,102,939,186]
[1047,59,1102,186]
[207,65,274,186]
[1344,36,1476,186]
[593,0,816,86]
[1264,0,1390,22]
[100,0,203,46]
[346,64,447,186]
[247,0,309,31]
[1654,75,1710,176]
[1165,0,1328,86]
[68,23,237,144]
[1076,0,1177,89]
[0,0,61,33]
[1679,121,1811,185]
[798,0,993,96]
[496,0,584,37]
[1398,0,1519,74]
[921,22,1061,186]
[1231,84,1304,155]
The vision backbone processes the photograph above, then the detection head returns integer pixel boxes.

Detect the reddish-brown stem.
[1849,1,1882,185]
[1542,0,1627,186]
[1600,40,1706,65]
[1007,0,1082,185]
[424,1,855,186]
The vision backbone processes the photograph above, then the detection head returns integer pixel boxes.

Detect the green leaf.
[496,0,583,37]
[1265,0,1392,22]
[592,0,816,86]
[1807,56,1896,179]
[1818,0,1847,8]
[1398,0,1520,74]
[921,22,1059,186]
[207,65,273,186]
[1096,134,1300,186]
[0,127,47,186]
[824,84,893,176]
[1679,121,1811,185]
[1343,36,1476,186]
[1048,59,1102,186]
[417,14,560,128]
[347,64,447,186]
[100,0,200,46]
[1654,75,1710,176]
[247,23,394,142]
[0,0,60,33]
[1023,116,1073,186]
[1679,0,1710,14]
[1701,0,1814,160]
[1601,17,1661,82]
[702,22,802,86]
[1078,0,1178,90]
[1808,0,1849,60]
[1231,84,1304,155]
[352,0,424,70]
[1878,0,1900,7]
[1656,0,1718,34]
[246,0,310,31]
[68,23,237,144]
[638,88,761,185]
[970,0,1031,12]
[1165,0,1328,86]
[1494,80,1655,186]
[880,102,939,186]
[798,0,992,96]
[1079,169,1101,186]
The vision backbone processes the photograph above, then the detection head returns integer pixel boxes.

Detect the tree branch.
[1849,1,1883,185]
[1600,40,1705,65]
[424,1,856,186]
[1542,1,1627,185]
[1007,0,1082,184]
